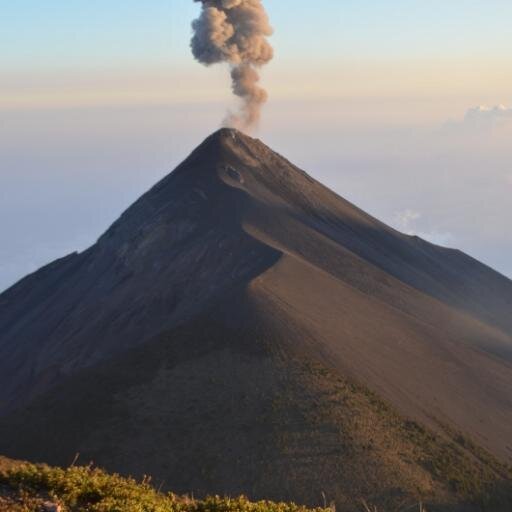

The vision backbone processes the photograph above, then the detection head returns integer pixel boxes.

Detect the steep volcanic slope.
[0,129,512,510]
[0,132,281,412]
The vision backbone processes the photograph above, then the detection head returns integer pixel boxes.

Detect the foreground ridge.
[0,457,328,512]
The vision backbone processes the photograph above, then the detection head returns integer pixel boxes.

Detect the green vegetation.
[0,460,329,512]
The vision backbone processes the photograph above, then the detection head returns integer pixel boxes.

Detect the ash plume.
[191,0,273,131]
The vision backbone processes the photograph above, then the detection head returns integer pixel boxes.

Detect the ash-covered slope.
[1,129,512,511]
[0,130,281,412]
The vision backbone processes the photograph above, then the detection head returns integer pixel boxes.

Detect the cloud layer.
[450,104,512,133]
[465,104,512,122]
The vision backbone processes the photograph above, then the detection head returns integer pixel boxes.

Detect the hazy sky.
[1,1,511,291]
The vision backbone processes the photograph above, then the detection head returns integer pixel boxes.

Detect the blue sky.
[3,0,512,70]
[1,1,512,290]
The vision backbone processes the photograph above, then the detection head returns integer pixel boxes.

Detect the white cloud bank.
[464,105,512,129]
[393,209,454,247]
[445,104,512,136]
[464,104,512,122]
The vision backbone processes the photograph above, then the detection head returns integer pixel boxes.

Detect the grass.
[0,460,330,512]
[0,459,433,512]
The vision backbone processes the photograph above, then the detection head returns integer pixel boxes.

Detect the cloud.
[464,104,512,123]
[393,209,453,247]
[394,209,421,234]
[444,104,512,136]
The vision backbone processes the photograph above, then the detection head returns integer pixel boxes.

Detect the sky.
[1,0,512,291]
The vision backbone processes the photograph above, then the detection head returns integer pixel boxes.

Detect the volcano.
[0,129,511,511]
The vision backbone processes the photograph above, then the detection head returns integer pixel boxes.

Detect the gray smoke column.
[191,0,273,131]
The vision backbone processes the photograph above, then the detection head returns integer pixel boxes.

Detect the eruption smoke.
[191,0,273,130]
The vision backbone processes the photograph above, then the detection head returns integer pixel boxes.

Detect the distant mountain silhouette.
[1,129,511,511]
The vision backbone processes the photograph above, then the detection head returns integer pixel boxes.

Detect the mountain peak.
[161,128,263,187]
[208,126,245,142]
[186,127,256,160]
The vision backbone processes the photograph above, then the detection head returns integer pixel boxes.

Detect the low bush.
[0,462,329,512]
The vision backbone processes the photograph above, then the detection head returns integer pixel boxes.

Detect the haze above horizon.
[1,0,511,290]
